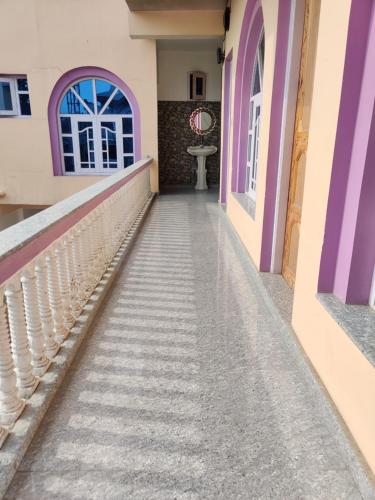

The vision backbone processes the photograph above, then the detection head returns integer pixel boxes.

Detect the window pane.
[102,121,115,131]
[19,93,31,115]
[252,61,261,96]
[124,156,134,168]
[79,130,89,162]
[64,155,75,172]
[0,82,13,111]
[17,78,28,91]
[247,134,252,162]
[60,117,71,134]
[103,90,131,114]
[108,131,117,161]
[73,79,95,113]
[63,136,73,154]
[78,121,91,131]
[60,89,88,114]
[196,77,203,96]
[122,117,133,134]
[123,137,133,154]
[259,34,265,75]
[95,79,115,113]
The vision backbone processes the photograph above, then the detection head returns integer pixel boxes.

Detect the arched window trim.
[48,67,141,176]
[246,30,265,201]
[57,77,135,175]
[231,1,264,194]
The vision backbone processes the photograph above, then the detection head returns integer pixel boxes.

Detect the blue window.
[59,78,134,175]
[0,76,31,116]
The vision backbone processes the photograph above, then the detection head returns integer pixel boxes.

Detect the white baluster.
[5,279,39,399]
[0,288,25,426]
[87,215,98,290]
[21,267,51,376]
[0,425,8,448]
[55,242,75,329]
[72,228,85,308]
[92,213,102,282]
[67,234,81,319]
[46,250,68,343]
[35,258,60,359]
[77,222,89,300]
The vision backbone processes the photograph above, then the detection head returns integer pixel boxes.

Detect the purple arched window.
[48,67,141,176]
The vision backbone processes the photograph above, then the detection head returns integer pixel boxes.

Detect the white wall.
[157,47,222,101]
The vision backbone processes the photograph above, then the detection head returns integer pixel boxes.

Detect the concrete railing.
[0,158,153,447]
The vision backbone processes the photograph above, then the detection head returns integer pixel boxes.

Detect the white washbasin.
[187,145,217,190]
[187,145,217,157]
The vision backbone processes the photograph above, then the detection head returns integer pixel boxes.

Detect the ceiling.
[126,0,226,11]
[157,39,223,51]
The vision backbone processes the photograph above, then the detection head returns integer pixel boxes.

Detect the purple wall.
[318,0,375,304]
[220,50,233,203]
[48,66,142,176]
[259,0,291,271]
[231,0,262,193]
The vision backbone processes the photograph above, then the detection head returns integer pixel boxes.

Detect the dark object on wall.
[158,101,221,187]
[188,71,206,100]
[224,6,231,31]
[217,47,225,64]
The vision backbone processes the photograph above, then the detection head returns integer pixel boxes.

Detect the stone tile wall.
[158,101,221,186]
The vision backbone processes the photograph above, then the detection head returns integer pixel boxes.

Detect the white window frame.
[0,78,18,116]
[245,32,264,201]
[58,78,135,176]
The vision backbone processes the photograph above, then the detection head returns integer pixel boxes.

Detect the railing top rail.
[0,157,152,280]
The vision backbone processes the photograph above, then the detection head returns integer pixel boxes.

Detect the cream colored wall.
[129,10,223,39]
[224,0,279,268]
[157,49,222,101]
[292,0,375,474]
[0,0,159,206]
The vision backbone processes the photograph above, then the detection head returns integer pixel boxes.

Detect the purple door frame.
[220,50,233,204]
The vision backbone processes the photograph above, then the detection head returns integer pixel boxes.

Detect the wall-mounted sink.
[187,145,218,190]
[187,145,217,157]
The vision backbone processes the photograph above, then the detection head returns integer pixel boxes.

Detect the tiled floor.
[5,190,372,499]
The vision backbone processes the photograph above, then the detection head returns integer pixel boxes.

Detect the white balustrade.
[0,159,152,442]
[5,279,39,399]
[21,267,51,376]
[0,288,25,425]
[46,250,69,343]
[35,258,60,358]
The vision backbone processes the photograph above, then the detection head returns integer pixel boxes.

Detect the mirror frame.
[189,107,217,136]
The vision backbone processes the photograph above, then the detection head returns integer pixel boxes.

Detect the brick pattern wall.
[158,101,221,186]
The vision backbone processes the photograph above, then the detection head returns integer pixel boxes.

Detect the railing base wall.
[0,193,155,500]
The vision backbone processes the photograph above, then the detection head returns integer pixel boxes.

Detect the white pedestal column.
[195,156,208,191]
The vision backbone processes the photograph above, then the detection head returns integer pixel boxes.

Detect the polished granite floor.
[5,190,372,499]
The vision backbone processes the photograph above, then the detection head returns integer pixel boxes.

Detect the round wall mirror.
[189,107,216,136]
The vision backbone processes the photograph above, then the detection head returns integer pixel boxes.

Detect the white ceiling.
[126,0,226,11]
[157,39,223,52]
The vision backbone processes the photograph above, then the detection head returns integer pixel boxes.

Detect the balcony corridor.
[5,190,369,499]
